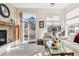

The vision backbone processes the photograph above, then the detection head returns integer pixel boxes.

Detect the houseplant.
[50,26,64,51]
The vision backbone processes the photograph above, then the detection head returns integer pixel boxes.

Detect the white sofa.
[43,32,79,55]
[62,36,79,56]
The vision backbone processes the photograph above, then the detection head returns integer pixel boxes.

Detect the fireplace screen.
[0,30,7,45]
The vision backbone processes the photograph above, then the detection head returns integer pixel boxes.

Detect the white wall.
[36,14,47,39]
[65,4,79,42]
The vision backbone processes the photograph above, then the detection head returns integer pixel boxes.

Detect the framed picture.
[39,21,44,28]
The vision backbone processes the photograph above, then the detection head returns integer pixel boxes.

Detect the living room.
[0,3,79,56]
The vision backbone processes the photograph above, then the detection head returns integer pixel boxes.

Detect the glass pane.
[29,21,36,40]
[23,13,36,21]
[24,22,28,40]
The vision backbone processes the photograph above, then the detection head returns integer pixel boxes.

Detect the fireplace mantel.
[0,20,15,27]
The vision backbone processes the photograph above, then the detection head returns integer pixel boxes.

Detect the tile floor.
[0,40,79,56]
[0,41,47,56]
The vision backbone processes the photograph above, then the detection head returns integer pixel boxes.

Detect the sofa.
[61,35,79,56]
[43,32,79,56]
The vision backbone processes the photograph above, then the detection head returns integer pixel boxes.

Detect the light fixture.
[50,3,55,7]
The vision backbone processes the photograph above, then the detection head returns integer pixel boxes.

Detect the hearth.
[0,30,7,45]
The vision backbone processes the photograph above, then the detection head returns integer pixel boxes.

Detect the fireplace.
[0,30,7,45]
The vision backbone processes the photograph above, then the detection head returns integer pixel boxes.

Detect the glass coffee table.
[44,38,74,56]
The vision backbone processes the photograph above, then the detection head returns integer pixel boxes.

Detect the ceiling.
[12,3,71,9]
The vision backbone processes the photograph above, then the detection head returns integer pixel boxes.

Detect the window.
[46,16,61,32]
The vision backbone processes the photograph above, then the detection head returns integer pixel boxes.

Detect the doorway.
[29,20,36,40]
[23,13,36,41]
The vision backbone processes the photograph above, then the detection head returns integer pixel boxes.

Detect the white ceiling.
[12,3,71,9]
